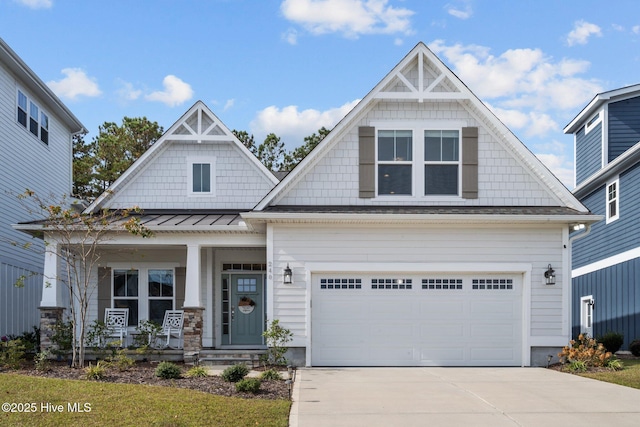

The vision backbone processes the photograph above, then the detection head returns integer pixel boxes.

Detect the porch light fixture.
[544,264,556,285]
[284,264,293,284]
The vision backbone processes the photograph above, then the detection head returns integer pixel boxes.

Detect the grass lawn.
[0,373,290,427]
[578,359,640,389]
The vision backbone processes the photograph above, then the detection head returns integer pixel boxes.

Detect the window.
[606,177,619,223]
[188,157,215,196]
[113,267,175,326]
[377,130,413,195]
[580,295,594,335]
[424,130,459,195]
[16,89,49,145]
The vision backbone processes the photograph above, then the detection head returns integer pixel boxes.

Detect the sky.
[2,0,640,189]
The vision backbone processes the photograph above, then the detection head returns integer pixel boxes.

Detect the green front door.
[230,274,264,345]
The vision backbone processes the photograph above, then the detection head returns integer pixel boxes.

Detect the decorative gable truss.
[168,105,232,143]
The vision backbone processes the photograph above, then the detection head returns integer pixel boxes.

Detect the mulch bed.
[7,361,291,400]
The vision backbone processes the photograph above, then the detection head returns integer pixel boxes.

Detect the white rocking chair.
[150,310,184,349]
[104,308,129,347]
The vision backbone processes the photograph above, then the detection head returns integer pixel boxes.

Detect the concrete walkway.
[289,367,640,426]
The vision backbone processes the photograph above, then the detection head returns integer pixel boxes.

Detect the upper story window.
[377,130,412,195]
[16,89,49,145]
[188,157,215,196]
[376,128,461,197]
[606,176,619,223]
[424,130,459,195]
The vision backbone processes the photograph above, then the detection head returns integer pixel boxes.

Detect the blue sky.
[2,0,640,188]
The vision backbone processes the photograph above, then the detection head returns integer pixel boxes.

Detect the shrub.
[85,361,107,380]
[107,349,135,371]
[568,360,587,372]
[221,363,249,382]
[51,319,73,357]
[155,361,182,379]
[34,350,52,372]
[558,334,613,368]
[606,358,623,371]
[260,368,282,381]
[235,378,261,393]
[597,331,624,354]
[134,320,163,349]
[8,326,40,353]
[261,319,293,367]
[0,338,26,369]
[630,339,640,357]
[185,366,209,378]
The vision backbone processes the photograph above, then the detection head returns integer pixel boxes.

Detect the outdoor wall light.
[284,264,293,284]
[544,264,556,285]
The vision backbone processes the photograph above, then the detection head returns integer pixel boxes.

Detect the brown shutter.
[461,127,478,199]
[359,126,376,198]
[97,267,111,322]
[175,267,186,309]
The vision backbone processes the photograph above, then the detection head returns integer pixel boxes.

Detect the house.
[0,38,85,337]
[25,42,598,367]
[565,84,640,350]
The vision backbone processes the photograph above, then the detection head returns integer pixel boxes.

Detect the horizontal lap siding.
[272,224,565,344]
[575,124,602,186]
[572,258,640,350]
[608,97,640,162]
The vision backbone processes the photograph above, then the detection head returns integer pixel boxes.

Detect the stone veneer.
[39,307,64,352]
[182,307,204,362]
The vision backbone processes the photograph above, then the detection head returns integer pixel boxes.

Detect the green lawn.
[0,373,290,427]
[578,359,640,389]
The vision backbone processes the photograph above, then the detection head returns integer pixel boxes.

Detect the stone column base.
[182,307,204,362]
[39,307,64,352]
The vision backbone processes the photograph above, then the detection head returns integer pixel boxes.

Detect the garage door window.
[371,278,412,289]
[472,278,513,290]
[422,278,463,290]
[320,278,362,289]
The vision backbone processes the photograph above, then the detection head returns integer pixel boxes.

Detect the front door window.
[221,271,265,346]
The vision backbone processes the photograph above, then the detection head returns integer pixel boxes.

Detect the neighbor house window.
[16,89,49,145]
[377,130,412,195]
[606,177,619,223]
[424,130,459,195]
[188,157,215,196]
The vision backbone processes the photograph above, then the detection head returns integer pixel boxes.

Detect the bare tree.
[11,190,153,367]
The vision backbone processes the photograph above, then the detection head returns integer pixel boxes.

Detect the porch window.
[113,269,139,326]
[148,269,174,324]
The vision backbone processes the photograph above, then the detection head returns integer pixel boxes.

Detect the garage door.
[311,273,522,366]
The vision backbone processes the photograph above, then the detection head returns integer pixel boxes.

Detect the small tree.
[261,319,293,367]
[11,190,153,367]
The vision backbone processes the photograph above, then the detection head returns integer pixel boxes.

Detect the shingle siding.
[575,123,602,186]
[609,96,640,162]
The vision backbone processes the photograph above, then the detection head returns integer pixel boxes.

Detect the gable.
[90,102,278,212]
[258,42,584,212]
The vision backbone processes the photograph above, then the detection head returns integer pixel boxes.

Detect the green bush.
[155,361,182,379]
[630,339,640,357]
[51,319,73,357]
[235,378,261,393]
[558,334,613,367]
[85,361,107,380]
[261,319,293,367]
[568,360,587,372]
[606,358,623,371]
[107,349,135,371]
[0,338,26,369]
[597,331,624,354]
[221,363,249,382]
[185,366,209,378]
[33,350,51,372]
[260,368,282,381]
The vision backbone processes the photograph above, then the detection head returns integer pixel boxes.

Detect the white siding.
[270,224,565,347]
[0,58,75,335]
[105,141,275,210]
[275,100,559,207]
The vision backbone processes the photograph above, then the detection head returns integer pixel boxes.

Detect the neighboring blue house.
[0,38,85,337]
[566,84,640,350]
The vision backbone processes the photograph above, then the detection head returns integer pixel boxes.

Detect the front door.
[230,274,264,345]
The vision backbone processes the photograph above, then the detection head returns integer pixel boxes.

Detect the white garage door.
[311,273,522,366]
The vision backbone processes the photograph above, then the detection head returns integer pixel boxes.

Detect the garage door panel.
[312,274,522,367]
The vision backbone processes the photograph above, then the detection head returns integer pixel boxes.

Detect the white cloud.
[145,75,193,107]
[446,2,472,20]
[250,99,360,147]
[14,0,52,9]
[633,25,640,35]
[280,0,414,38]
[566,20,602,46]
[536,153,574,189]
[47,68,101,100]
[116,80,142,102]
[223,99,235,111]
[282,28,299,45]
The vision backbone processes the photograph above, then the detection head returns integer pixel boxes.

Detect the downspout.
[566,223,593,341]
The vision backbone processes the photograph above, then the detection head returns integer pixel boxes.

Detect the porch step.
[197,350,266,366]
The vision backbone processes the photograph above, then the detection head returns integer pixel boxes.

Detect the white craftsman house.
[0,37,85,337]
[27,42,598,366]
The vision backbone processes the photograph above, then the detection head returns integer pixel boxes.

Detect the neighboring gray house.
[31,43,599,367]
[0,38,85,337]
[566,84,640,349]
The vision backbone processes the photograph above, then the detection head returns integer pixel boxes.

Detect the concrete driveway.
[289,367,640,426]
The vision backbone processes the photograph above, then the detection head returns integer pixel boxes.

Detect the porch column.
[183,244,203,361]
[39,240,64,351]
